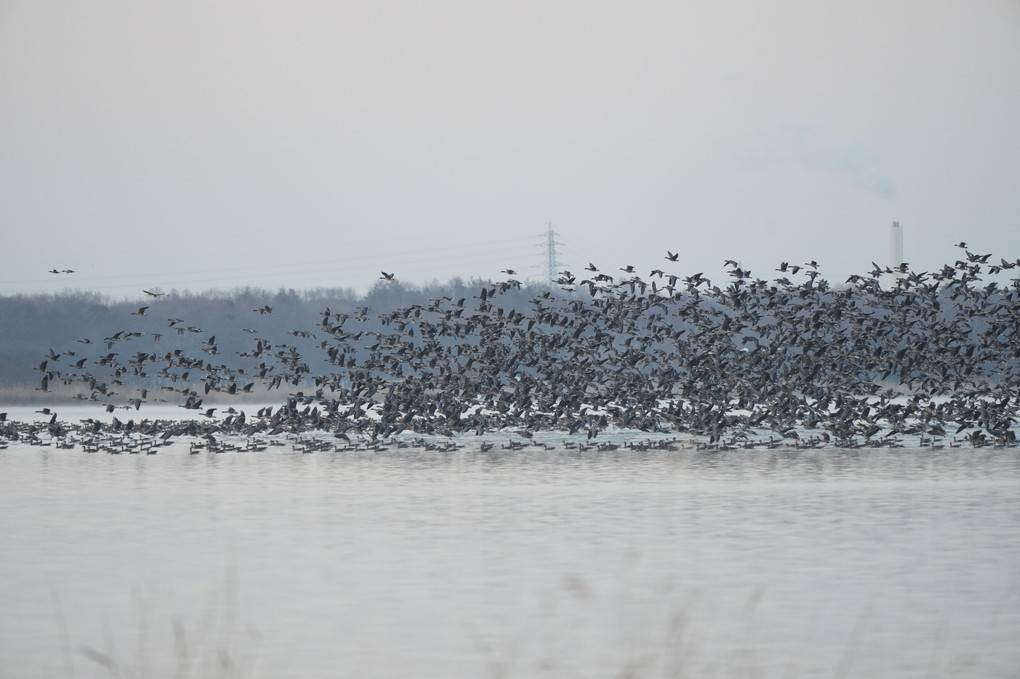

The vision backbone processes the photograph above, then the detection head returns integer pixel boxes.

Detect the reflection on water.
[1,443,1019,678]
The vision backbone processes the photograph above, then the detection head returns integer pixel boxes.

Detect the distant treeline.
[0,278,529,397]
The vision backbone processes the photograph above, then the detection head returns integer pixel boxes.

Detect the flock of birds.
[4,244,1020,452]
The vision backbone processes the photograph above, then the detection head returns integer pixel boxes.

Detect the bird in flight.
[143,290,164,298]
[380,272,396,280]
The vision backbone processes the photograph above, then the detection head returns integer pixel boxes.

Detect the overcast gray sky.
[2,0,1018,299]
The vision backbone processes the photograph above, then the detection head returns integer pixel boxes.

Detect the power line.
[0,233,543,295]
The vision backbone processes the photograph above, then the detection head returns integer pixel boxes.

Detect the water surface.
[1,440,1018,678]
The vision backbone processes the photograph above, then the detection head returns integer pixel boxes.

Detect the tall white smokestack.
[890,221,903,268]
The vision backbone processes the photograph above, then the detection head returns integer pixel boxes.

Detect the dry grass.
[54,570,260,679]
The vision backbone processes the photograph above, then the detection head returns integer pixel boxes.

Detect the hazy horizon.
[2,0,1018,300]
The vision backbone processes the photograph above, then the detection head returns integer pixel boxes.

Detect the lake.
[1,425,1018,678]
